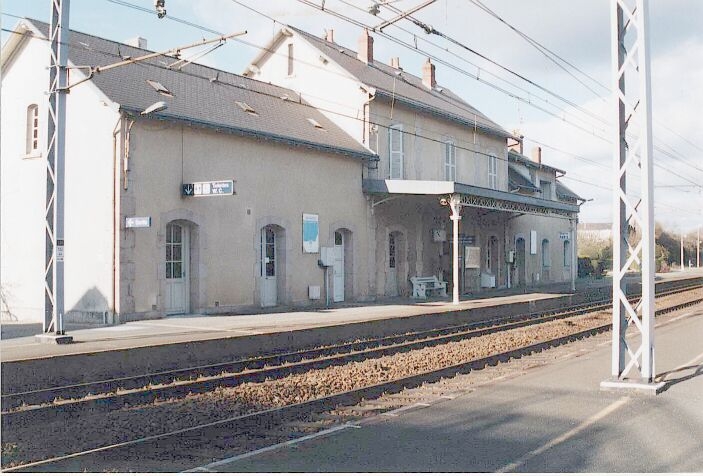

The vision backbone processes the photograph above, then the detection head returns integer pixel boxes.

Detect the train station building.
[0,20,583,324]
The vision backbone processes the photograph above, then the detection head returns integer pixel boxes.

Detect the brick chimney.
[531,146,542,165]
[422,58,436,89]
[390,57,401,69]
[508,130,524,155]
[125,36,147,49]
[357,29,374,64]
[325,29,335,43]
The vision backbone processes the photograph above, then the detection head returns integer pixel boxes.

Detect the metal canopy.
[363,179,578,219]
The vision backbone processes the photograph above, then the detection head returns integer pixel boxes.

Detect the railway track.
[2,286,701,472]
[3,283,701,418]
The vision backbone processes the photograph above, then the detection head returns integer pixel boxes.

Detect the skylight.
[307,118,326,131]
[146,80,173,97]
[236,101,257,115]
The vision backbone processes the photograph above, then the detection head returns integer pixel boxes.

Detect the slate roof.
[508,149,565,175]
[555,181,584,202]
[508,164,539,193]
[21,19,375,160]
[285,26,510,139]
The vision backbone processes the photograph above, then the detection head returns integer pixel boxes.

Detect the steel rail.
[4,294,701,473]
[2,282,701,413]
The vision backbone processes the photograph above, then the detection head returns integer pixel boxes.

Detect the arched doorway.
[165,221,190,315]
[515,237,526,286]
[260,224,285,307]
[386,231,406,297]
[541,239,551,282]
[332,229,353,302]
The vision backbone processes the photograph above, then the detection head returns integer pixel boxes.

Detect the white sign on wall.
[559,232,570,240]
[465,246,481,269]
[302,213,319,253]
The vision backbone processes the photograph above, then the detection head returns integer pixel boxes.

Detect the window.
[488,155,498,189]
[540,181,552,200]
[563,240,571,267]
[485,237,492,271]
[26,104,39,155]
[287,43,294,76]
[389,124,404,179]
[389,233,396,268]
[542,239,551,268]
[444,140,456,181]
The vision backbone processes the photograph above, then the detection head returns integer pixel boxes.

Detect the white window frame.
[540,180,552,200]
[26,104,40,156]
[488,154,498,189]
[444,139,456,181]
[389,124,404,179]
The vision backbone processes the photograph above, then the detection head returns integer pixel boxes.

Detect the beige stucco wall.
[1,34,117,323]
[510,214,576,286]
[251,33,369,145]
[121,121,371,318]
[368,99,509,190]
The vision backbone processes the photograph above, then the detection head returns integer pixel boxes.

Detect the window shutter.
[389,125,403,179]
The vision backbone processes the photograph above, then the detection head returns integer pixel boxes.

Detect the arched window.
[26,104,39,155]
[563,240,571,267]
[542,239,551,268]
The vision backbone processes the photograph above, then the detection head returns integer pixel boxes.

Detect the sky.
[2,0,702,234]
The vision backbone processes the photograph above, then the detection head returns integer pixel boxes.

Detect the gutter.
[120,107,378,162]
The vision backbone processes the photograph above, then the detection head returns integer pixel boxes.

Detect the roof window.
[307,118,327,131]
[146,79,173,97]
[236,101,257,115]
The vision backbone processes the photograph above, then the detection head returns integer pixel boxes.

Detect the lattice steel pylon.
[601,0,662,393]
[41,0,73,343]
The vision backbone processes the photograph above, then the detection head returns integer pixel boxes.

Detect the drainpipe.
[449,194,461,305]
[111,113,123,324]
[570,218,576,292]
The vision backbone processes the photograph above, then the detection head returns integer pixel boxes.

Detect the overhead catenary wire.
[2,8,698,194]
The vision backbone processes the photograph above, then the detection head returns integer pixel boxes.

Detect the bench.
[410,275,448,299]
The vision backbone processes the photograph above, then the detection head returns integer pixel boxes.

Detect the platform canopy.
[363,179,580,219]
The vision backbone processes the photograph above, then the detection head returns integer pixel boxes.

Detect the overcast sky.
[3,0,701,233]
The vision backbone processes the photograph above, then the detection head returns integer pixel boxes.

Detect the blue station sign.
[182,180,235,197]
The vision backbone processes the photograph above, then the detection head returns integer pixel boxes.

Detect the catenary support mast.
[602,0,661,393]
[40,0,72,342]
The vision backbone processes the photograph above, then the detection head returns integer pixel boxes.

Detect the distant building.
[1,21,582,324]
[578,223,612,242]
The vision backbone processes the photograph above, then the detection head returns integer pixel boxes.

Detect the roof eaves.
[120,106,378,161]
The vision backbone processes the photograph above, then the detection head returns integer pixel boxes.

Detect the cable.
[4,10,698,195]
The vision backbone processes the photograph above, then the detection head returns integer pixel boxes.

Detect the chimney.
[508,130,524,155]
[357,29,374,64]
[125,36,147,49]
[531,146,542,165]
[422,57,436,89]
[390,57,401,69]
[325,29,335,43]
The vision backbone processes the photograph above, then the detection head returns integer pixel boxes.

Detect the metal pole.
[697,226,700,268]
[681,230,685,271]
[40,0,72,343]
[570,219,576,292]
[449,194,461,305]
[602,0,659,393]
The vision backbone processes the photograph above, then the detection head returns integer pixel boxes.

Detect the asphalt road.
[210,305,703,473]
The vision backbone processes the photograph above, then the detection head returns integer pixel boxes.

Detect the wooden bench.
[410,275,448,299]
